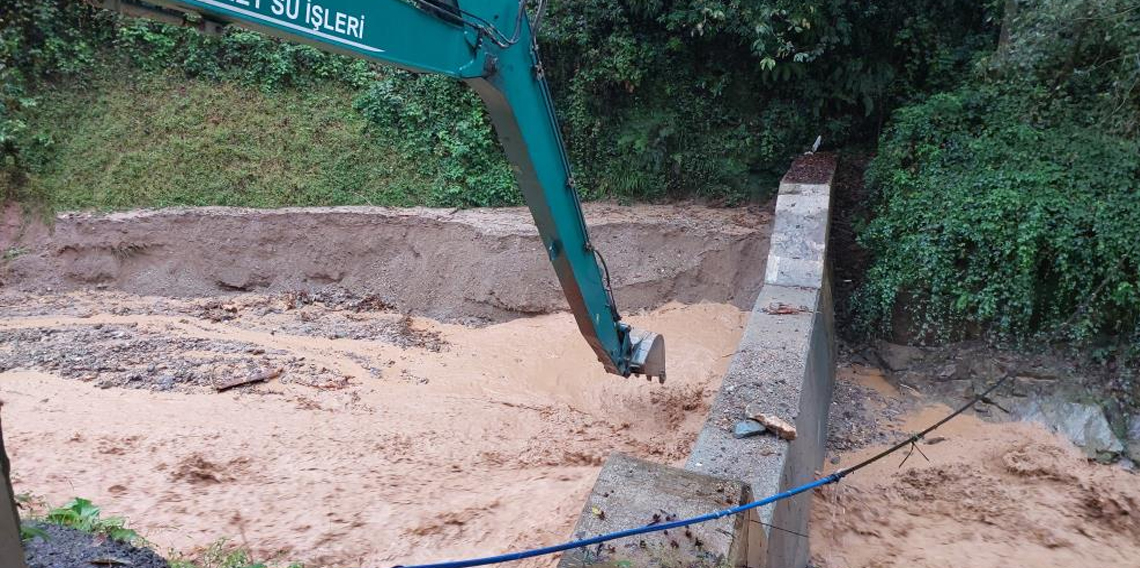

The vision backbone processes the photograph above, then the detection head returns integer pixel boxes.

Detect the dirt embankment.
[0,203,770,322]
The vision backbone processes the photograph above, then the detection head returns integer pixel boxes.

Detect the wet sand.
[0,294,745,567]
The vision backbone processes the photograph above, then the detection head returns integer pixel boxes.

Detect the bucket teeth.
[629,329,666,383]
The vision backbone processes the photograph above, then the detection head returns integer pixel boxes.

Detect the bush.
[538,0,995,201]
[857,0,1140,352]
[354,72,517,207]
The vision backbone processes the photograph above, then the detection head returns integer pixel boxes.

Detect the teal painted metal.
[102,0,664,378]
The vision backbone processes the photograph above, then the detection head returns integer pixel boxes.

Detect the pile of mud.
[813,405,1140,568]
[0,204,770,322]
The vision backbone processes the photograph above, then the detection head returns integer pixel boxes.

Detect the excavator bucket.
[630,330,666,383]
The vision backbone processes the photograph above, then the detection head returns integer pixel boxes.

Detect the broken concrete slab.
[558,453,749,568]
[734,420,767,439]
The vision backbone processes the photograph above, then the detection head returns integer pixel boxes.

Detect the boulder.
[1127,415,1140,461]
[1020,399,1124,457]
[875,340,925,372]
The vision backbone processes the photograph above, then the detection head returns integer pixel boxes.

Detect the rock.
[875,340,925,372]
[1119,457,1137,473]
[967,358,1004,380]
[157,374,175,391]
[744,403,797,440]
[1019,399,1124,457]
[1126,415,1140,461]
[733,420,766,439]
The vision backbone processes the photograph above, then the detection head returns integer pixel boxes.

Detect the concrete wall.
[686,155,836,568]
[560,154,836,568]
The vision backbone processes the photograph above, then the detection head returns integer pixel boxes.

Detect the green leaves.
[43,497,143,544]
[353,71,517,207]
[858,82,1139,351]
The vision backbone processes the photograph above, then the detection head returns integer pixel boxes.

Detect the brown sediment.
[813,404,1140,568]
[0,203,771,322]
[1,293,746,567]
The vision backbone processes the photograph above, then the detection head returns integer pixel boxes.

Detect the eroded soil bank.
[0,290,747,567]
[815,361,1140,568]
[0,203,770,322]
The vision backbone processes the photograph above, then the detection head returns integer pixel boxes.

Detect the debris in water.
[215,366,283,391]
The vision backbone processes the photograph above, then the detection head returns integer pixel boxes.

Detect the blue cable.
[392,370,1019,568]
[393,471,844,568]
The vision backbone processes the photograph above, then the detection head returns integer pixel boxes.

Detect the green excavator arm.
[97,0,666,381]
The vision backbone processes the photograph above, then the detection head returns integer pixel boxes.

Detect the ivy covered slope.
[1,0,993,208]
[857,0,1139,356]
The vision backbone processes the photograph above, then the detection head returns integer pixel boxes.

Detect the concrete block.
[686,281,835,568]
[765,193,831,289]
[558,453,750,568]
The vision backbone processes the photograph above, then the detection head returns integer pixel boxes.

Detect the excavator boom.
[97,0,666,381]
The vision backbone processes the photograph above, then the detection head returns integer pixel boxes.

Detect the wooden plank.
[215,367,283,392]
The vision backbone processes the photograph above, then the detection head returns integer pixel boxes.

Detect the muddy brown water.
[815,369,1140,568]
[2,299,746,567]
[0,204,770,567]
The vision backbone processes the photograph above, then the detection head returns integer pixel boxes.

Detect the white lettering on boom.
[213,0,367,41]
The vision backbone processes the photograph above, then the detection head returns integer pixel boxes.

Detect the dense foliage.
[538,0,995,201]
[1,0,995,206]
[857,0,1139,353]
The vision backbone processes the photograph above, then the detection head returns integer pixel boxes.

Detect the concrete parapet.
[558,453,749,568]
[685,154,836,568]
[687,281,834,568]
[560,154,836,568]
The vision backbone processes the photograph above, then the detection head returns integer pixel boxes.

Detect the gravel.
[22,523,169,568]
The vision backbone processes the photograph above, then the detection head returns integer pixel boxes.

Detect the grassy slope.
[22,72,431,210]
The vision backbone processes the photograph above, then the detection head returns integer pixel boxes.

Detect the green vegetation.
[22,73,433,209]
[1,0,995,208]
[169,539,303,568]
[28,497,143,544]
[19,494,297,568]
[857,0,1139,358]
[539,0,992,200]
